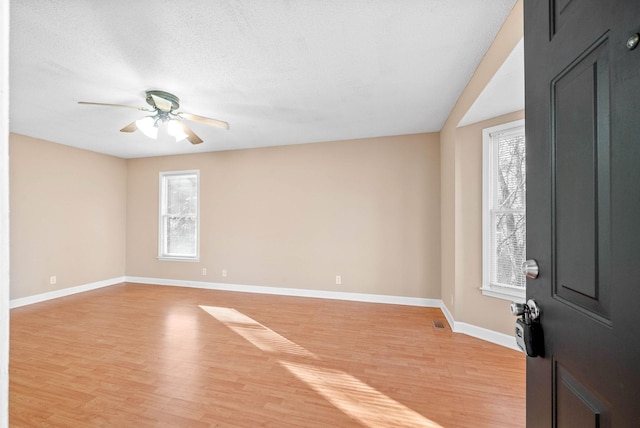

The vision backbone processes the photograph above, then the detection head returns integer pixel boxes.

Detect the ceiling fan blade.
[150,94,173,112]
[78,101,151,111]
[178,121,204,145]
[120,120,138,133]
[178,112,230,130]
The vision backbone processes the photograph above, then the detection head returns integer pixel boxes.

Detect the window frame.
[482,119,526,303]
[158,170,200,262]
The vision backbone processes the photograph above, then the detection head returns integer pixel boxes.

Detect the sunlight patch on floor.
[199,305,318,359]
[200,305,444,428]
[281,361,443,428]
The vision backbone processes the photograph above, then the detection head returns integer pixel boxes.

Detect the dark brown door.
[524,1,640,426]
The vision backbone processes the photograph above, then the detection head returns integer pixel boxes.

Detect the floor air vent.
[433,320,445,329]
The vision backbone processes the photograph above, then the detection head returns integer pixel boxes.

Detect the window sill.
[157,256,200,263]
[480,285,525,303]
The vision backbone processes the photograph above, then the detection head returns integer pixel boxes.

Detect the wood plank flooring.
[10,283,525,427]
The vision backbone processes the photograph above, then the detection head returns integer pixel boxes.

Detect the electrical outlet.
[222,269,227,277]
[202,268,207,276]
[336,275,342,285]
[50,276,57,285]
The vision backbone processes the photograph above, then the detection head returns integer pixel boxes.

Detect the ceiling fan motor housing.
[145,90,180,111]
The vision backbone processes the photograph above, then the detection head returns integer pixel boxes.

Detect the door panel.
[555,362,610,427]
[550,0,579,37]
[552,34,611,319]
[525,0,640,426]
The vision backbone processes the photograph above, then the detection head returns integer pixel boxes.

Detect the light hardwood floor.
[10,283,525,427]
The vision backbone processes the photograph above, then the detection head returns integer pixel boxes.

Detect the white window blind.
[482,120,526,301]
[158,170,199,261]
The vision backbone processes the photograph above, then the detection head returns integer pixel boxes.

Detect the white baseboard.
[125,276,442,308]
[439,302,520,352]
[10,275,519,351]
[9,276,126,309]
[455,321,520,351]
[439,301,456,331]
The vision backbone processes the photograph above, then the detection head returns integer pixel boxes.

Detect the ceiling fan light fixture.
[167,119,188,142]
[136,116,158,139]
[79,89,228,145]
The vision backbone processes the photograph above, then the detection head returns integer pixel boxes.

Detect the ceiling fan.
[78,90,229,145]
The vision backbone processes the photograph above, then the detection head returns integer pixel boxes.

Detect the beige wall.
[440,0,523,334]
[127,134,441,298]
[440,124,456,312]
[9,134,127,299]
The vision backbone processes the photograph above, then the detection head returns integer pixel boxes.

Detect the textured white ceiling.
[10,0,517,159]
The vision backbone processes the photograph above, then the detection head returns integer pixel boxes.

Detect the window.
[482,120,526,302]
[158,170,199,261]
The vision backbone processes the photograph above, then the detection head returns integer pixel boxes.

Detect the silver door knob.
[522,259,539,279]
[510,302,527,316]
